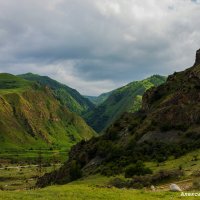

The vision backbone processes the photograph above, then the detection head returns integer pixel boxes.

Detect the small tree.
[69,160,82,181]
[37,149,43,177]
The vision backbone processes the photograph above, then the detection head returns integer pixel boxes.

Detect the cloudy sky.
[0,0,200,95]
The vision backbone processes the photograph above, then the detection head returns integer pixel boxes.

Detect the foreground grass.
[0,182,193,200]
[0,175,198,200]
[1,149,199,199]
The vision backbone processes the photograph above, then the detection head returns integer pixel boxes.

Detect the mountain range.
[84,75,166,132]
[0,73,95,151]
[37,49,200,187]
[0,71,166,151]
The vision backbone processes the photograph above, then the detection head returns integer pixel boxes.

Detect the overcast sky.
[0,0,200,95]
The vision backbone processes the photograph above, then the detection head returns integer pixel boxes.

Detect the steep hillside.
[85,91,112,106]
[84,75,166,132]
[18,73,94,115]
[0,73,96,151]
[0,73,32,91]
[37,49,200,187]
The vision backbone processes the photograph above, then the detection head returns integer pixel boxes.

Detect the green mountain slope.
[18,73,95,115]
[38,49,200,187]
[84,75,166,132]
[0,73,96,151]
[85,91,113,106]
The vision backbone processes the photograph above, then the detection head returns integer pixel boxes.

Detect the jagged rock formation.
[194,49,200,66]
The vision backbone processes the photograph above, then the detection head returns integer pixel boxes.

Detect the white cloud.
[2,61,116,95]
[96,1,121,16]
[0,0,199,95]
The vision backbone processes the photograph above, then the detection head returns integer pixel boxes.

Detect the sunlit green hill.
[0,73,96,151]
[18,73,95,115]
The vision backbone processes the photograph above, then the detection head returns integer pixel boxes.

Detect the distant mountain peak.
[194,49,200,66]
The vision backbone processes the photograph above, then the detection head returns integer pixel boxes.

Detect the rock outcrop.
[194,49,200,66]
[170,184,182,192]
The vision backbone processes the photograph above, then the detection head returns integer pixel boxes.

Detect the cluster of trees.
[124,161,152,178]
[72,136,200,179]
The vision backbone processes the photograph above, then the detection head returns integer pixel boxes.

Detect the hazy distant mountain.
[85,91,113,106]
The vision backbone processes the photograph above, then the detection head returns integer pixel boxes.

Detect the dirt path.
[0,164,62,170]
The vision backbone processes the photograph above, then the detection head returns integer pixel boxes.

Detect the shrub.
[160,123,188,132]
[152,169,184,183]
[0,185,4,191]
[78,151,88,167]
[192,170,200,177]
[109,178,128,188]
[160,123,172,132]
[193,178,200,190]
[101,168,114,177]
[110,169,184,189]
[125,161,152,178]
[97,141,113,157]
[104,128,119,140]
[156,155,167,163]
[101,162,122,176]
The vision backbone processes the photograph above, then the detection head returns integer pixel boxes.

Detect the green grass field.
[0,149,199,199]
[0,175,197,200]
[0,149,68,164]
[0,164,58,191]
[0,150,65,190]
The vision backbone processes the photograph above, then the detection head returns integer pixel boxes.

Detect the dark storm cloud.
[0,0,200,95]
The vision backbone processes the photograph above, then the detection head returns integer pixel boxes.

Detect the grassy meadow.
[0,175,198,200]
[0,149,199,199]
[0,149,65,191]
